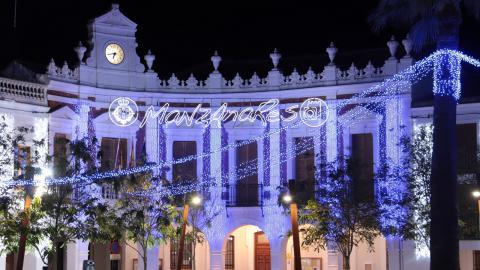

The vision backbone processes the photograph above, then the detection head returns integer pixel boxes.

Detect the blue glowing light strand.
[132,107,386,199]
[202,125,211,182]
[0,82,403,189]
[221,124,229,187]
[263,120,270,186]
[3,49,477,190]
[0,89,394,190]
[279,113,288,186]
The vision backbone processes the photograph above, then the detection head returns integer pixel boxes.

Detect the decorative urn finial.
[74,41,87,64]
[112,3,120,10]
[402,34,413,57]
[270,48,281,69]
[387,35,399,59]
[326,42,338,65]
[144,50,155,71]
[211,51,222,72]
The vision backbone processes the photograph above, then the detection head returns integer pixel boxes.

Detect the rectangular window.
[295,137,315,201]
[225,235,235,269]
[351,133,374,203]
[170,238,192,270]
[53,134,68,173]
[172,141,197,183]
[15,145,31,177]
[101,138,127,170]
[100,138,127,199]
[235,141,258,206]
[456,123,477,175]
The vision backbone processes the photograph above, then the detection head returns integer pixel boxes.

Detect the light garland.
[0,113,14,184]
[1,50,476,200]
[202,125,211,182]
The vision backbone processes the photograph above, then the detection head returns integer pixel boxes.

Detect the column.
[386,237,404,270]
[0,254,5,270]
[270,240,286,270]
[285,133,294,180]
[326,99,337,163]
[210,250,223,270]
[210,124,222,189]
[136,244,159,270]
[257,138,264,187]
[66,240,89,270]
[166,135,173,181]
[145,117,159,174]
[0,113,14,183]
[269,112,280,188]
[206,237,224,270]
[146,245,159,270]
[0,101,8,267]
[228,136,235,186]
[76,101,90,139]
[386,98,401,164]
[327,249,342,270]
[209,240,224,270]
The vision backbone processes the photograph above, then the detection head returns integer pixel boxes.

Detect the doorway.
[254,232,271,270]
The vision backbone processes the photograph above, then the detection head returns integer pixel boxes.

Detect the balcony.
[224,183,264,207]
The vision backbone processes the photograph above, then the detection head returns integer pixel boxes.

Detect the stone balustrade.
[0,77,48,105]
[46,36,413,93]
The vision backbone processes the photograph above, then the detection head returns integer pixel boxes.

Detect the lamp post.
[283,194,302,270]
[17,167,51,270]
[472,190,480,234]
[176,195,202,270]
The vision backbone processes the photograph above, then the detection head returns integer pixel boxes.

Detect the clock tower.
[80,4,150,90]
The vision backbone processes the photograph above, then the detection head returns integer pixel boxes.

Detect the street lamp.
[283,193,302,270]
[472,190,480,234]
[176,194,202,270]
[34,167,52,198]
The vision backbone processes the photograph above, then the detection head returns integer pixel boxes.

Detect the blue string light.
[1,50,476,204]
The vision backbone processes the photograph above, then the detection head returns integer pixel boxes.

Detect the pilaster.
[76,101,90,139]
[66,240,89,270]
[269,111,280,188]
[326,100,338,162]
[270,240,287,270]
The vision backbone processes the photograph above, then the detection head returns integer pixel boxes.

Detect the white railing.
[46,37,413,93]
[0,77,47,105]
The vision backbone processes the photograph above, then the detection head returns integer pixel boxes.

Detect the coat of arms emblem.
[109,97,139,127]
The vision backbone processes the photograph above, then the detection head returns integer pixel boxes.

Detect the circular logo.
[299,98,329,127]
[109,97,139,127]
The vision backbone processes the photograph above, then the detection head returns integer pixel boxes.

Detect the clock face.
[105,43,125,65]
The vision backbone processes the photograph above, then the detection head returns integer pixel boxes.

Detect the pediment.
[92,4,137,29]
[50,106,77,120]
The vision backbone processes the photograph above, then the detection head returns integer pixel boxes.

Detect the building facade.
[1,4,480,270]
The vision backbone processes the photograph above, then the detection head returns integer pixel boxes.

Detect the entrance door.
[254,232,271,270]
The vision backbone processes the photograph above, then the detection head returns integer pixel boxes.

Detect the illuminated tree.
[371,1,480,268]
[0,121,46,266]
[29,136,101,270]
[183,193,220,270]
[110,156,177,270]
[299,157,380,270]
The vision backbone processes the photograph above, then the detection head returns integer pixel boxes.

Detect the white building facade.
[1,4,480,270]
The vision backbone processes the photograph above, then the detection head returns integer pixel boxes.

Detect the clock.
[105,43,125,65]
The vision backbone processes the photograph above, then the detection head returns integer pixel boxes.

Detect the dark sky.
[0,0,480,80]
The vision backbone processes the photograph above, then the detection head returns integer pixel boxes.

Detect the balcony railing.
[224,183,264,207]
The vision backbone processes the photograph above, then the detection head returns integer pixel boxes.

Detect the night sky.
[0,0,479,83]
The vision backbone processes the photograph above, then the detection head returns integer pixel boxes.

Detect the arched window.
[225,235,235,269]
